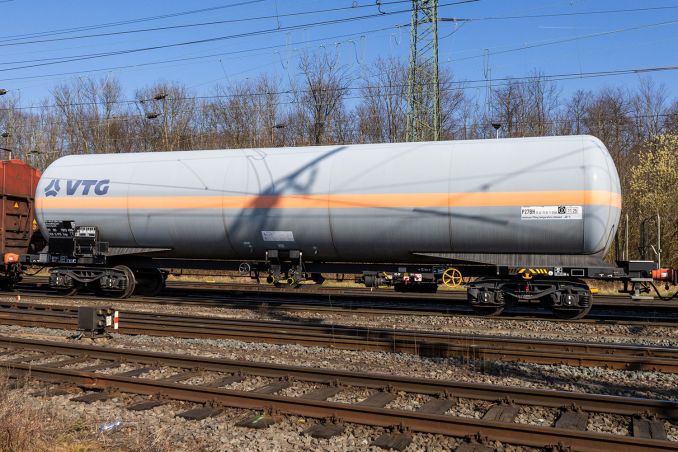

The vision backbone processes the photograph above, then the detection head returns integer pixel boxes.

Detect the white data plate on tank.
[261,230,295,242]
[521,205,582,220]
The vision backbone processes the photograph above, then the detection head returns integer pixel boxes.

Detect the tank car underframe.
[17,221,676,317]
[21,243,676,317]
[466,277,593,319]
[45,265,166,298]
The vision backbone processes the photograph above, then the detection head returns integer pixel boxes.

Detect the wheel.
[442,268,463,288]
[549,281,592,320]
[551,304,592,320]
[467,279,506,316]
[238,262,251,275]
[133,269,165,297]
[471,305,505,316]
[113,265,136,299]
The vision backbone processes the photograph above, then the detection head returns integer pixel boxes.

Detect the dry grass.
[0,371,178,452]
[0,371,107,452]
[0,373,52,452]
[125,424,174,452]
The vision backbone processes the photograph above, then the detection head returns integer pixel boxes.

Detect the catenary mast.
[406,0,440,142]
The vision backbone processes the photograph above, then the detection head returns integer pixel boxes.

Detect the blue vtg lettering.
[66,179,110,195]
[43,179,110,197]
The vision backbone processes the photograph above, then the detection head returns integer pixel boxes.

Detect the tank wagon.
[23,135,677,318]
[0,159,42,289]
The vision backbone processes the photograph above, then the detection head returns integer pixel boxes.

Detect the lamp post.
[27,149,41,163]
[491,122,501,139]
[1,131,11,159]
[0,147,13,160]
[271,123,285,147]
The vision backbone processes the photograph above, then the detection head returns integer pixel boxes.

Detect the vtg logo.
[43,179,110,197]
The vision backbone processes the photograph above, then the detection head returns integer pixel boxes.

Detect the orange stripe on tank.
[35,190,622,210]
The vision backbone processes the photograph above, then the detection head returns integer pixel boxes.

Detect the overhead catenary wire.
[3,2,671,49]
[2,8,674,96]
[0,0,418,47]
[0,1,675,141]
[0,1,267,43]
[2,64,676,113]
[0,24,402,86]
[0,0,479,72]
[452,5,678,22]
[450,17,678,61]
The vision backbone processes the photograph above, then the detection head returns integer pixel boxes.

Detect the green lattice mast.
[406,0,440,142]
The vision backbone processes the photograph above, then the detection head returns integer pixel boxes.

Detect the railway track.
[166,279,678,307]
[1,300,677,373]
[19,274,678,307]
[3,335,677,450]
[9,277,678,325]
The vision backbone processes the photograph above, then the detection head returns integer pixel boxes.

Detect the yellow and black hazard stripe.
[517,268,549,280]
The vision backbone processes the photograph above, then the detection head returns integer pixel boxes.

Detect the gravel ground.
[6,379,542,452]
[5,294,677,347]
[1,323,676,402]
[447,398,492,419]
[384,392,429,411]
[587,413,630,436]
[513,406,558,427]
[326,386,374,405]
[0,293,676,450]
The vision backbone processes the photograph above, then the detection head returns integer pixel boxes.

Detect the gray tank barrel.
[34,135,621,265]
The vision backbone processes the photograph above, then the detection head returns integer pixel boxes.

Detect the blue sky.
[2,0,677,106]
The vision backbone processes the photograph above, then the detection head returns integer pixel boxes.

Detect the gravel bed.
[0,309,676,449]
[61,359,99,369]
[100,362,139,375]
[227,375,273,392]
[6,294,677,348]
[327,386,374,405]
[138,367,184,380]
[513,406,558,426]
[667,422,678,441]
[24,353,71,365]
[384,391,430,411]
[0,323,676,403]
[278,382,322,398]
[180,373,222,386]
[447,397,492,418]
[2,351,42,362]
[586,413,629,436]
[27,381,542,451]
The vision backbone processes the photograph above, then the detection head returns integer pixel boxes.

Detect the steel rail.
[15,275,678,313]
[1,336,676,451]
[1,336,677,417]
[0,303,677,373]
[165,280,678,308]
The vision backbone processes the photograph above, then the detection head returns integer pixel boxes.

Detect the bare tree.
[630,78,669,140]
[488,79,525,137]
[202,75,282,149]
[583,87,634,178]
[295,52,352,145]
[562,90,590,135]
[51,76,125,154]
[665,100,678,134]
[134,82,197,151]
[356,58,408,143]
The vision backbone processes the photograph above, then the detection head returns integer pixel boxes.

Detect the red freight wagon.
[1,159,41,289]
